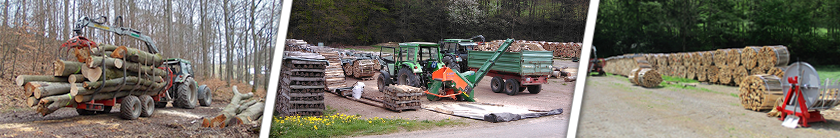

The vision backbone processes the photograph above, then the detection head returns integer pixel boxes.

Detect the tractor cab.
[162,58,193,83]
[377,42,444,89]
[439,39,478,72]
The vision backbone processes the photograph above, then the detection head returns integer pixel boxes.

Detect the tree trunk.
[111,46,163,66]
[81,66,127,82]
[54,60,84,76]
[114,58,168,76]
[16,75,83,86]
[234,102,265,125]
[27,81,80,98]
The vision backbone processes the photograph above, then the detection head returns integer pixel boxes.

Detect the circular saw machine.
[778,62,840,127]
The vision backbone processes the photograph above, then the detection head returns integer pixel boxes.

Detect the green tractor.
[377,42,445,92]
[439,35,484,73]
[159,58,212,109]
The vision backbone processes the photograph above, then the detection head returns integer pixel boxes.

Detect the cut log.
[114,59,168,76]
[90,44,119,56]
[26,97,38,107]
[54,60,84,76]
[81,67,128,82]
[85,56,119,68]
[16,75,82,86]
[233,102,265,125]
[111,46,164,66]
[83,76,161,89]
[714,49,728,68]
[205,86,255,128]
[36,94,77,116]
[28,82,80,98]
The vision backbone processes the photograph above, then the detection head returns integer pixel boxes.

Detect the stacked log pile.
[738,75,783,111]
[603,45,789,87]
[17,44,166,116]
[203,86,264,128]
[382,85,423,111]
[343,59,377,79]
[276,52,327,116]
[475,40,582,58]
[317,51,347,91]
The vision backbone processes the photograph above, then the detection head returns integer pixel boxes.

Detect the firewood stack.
[316,51,347,91]
[276,52,327,116]
[17,44,167,116]
[602,45,789,87]
[344,59,377,78]
[738,75,783,111]
[382,85,423,111]
[203,86,264,128]
[475,40,582,58]
[627,67,663,88]
[284,39,310,52]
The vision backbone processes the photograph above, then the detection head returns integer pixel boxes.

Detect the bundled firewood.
[343,59,377,79]
[738,75,783,111]
[203,86,264,128]
[741,46,762,69]
[382,85,423,111]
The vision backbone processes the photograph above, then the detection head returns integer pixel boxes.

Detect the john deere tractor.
[377,42,445,92]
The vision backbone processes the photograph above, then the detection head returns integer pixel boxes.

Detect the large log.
[90,44,119,56]
[86,56,118,68]
[81,67,128,82]
[111,46,163,66]
[28,82,81,98]
[83,76,161,89]
[26,97,38,107]
[54,60,84,76]
[204,86,255,128]
[36,94,77,116]
[16,75,83,86]
[114,58,168,76]
[233,102,265,125]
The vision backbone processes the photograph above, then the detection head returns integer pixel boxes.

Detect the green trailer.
[466,51,553,95]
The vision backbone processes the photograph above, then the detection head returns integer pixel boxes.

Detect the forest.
[594,0,840,65]
[0,0,282,90]
[288,0,590,46]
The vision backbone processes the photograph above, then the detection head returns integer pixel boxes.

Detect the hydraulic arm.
[72,16,160,54]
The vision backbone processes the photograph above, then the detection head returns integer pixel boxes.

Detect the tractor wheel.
[119,95,142,120]
[198,85,212,106]
[490,77,504,93]
[443,56,460,72]
[139,95,155,117]
[175,78,197,109]
[397,67,420,87]
[449,63,461,73]
[528,85,542,94]
[504,79,520,96]
[377,72,392,92]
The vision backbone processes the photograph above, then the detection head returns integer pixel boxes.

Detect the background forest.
[0,0,282,90]
[288,0,590,46]
[594,0,840,65]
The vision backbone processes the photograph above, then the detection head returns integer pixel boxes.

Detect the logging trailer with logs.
[57,16,211,119]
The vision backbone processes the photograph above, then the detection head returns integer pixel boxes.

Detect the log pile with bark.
[202,86,264,128]
[343,59,377,79]
[276,52,327,117]
[17,44,167,116]
[382,85,423,111]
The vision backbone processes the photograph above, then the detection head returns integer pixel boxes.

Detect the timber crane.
[72,16,160,54]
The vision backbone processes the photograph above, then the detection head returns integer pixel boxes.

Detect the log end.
[81,67,102,82]
[54,60,65,76]
[111,46,127,58]
[26,97,38,107]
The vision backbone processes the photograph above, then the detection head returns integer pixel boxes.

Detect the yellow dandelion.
[314,125,318,130]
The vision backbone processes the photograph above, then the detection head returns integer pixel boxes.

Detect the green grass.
[270,113,465,138]
[815,65,840,84]
[659,75,720,94]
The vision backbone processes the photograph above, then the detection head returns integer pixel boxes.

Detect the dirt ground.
[0,78,264,137]
[576,75,840,137]
[326,59,579,136]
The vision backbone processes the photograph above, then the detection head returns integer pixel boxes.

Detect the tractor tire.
[443,56,460,72]
[504,79,520,96]
[139,95,155,117]
[119,95,142,120]
[449,63,461,73]
[175,78,197,109]
[528,85,542,94]
[490,77,504,93]
[397,67,421,88]
[377,72,392,92]
[76,109,96,115]
[198,85,212,106]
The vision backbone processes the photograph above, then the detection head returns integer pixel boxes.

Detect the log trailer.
[61,16,211,119]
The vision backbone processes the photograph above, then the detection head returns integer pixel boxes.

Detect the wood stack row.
[604,45,789,87]
[343,59,377,79]
[17,44,167,116]
[382,85,423,112]
[738,75,784,111]
[203,86,264,127]
[475,40,582,58]
[317,51,347,91]
[276,52,328,117]
[602,56,640,76]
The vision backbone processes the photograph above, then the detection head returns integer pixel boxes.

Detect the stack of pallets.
[382,85,423,112]
[276,52,327,116]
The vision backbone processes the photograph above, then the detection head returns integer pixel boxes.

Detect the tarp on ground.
[422,103,563,123]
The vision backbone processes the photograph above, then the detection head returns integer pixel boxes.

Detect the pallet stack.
[276,52,327,116]
[382,85,422,112]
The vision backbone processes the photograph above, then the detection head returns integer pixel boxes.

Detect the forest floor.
[323,59,579,137]
[576,75,840,137]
